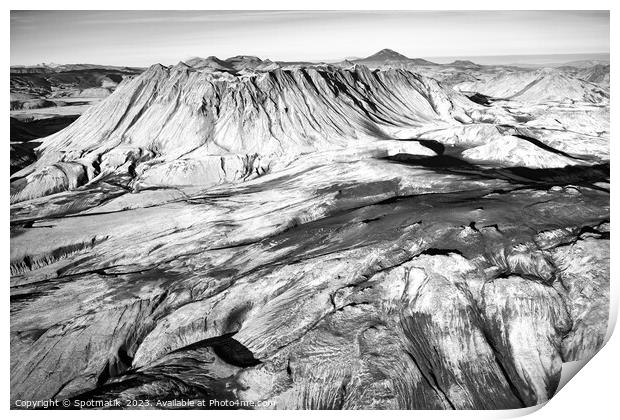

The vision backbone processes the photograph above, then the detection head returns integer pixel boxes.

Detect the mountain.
[559,63,610,88]
[448,60,482,69]
[9,65,55,74]
[559,59,610,68]
[576,64,610,86]
[353,48,438,67]
[362,48,410,61]
[184,55,281,74]
[12,60,611,205]
[11,63,474,203]
[225,55,264,69]
[10,64,144,107]
[454,68,609,103]
[184,55,233,72]
[10,63,143,74]
[9,56,610,409]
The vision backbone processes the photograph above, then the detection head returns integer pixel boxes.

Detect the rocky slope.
[9,58,610,409]
[454,68,609,103]
[10,63,477,203]
[9,64,143,113]
[11,62,610,203]
[561,64,610,88]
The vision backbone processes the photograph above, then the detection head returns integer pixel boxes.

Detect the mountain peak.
[365,48,410,61]
[450,60,480,68]
[146,63,168,73]
[225,55,262,62]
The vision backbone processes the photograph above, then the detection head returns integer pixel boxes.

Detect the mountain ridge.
[10,63,474,203]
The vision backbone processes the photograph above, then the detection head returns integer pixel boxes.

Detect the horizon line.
[10,51,610,68]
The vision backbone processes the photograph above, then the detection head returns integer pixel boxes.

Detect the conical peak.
[367,48,409,60]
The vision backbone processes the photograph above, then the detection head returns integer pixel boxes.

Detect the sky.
[10,10,610,66]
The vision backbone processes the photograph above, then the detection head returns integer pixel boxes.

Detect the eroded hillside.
[10,58,610,409]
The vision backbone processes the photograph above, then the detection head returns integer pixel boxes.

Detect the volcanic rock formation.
[10,56,610,410]
[353,48,438,67]
[10,63,477,203]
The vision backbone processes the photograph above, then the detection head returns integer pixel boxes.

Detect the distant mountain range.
[9,48,609,116]
[10,63,145,74]
[11,49,610,72]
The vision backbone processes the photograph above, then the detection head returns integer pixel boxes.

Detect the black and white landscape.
[10,10,610,410]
